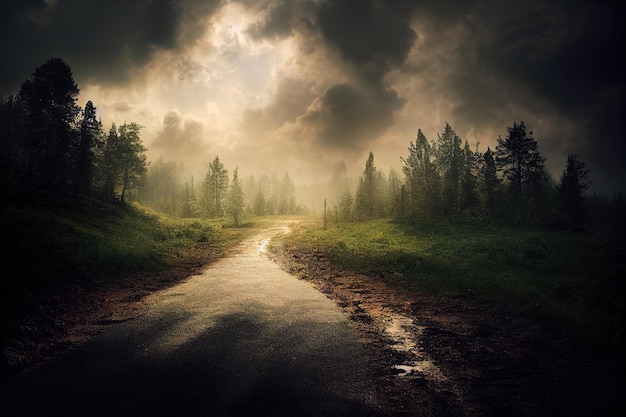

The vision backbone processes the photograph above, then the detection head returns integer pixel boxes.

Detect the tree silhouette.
[495,121,545,225]
[97,124,121,202]
[559,154,592,226]
[74,100,102,196]
[479,147,502,219]
[402,129,442,220]
[460,141,479,214]
[435,122,463,216]
[17,57,80,192]
[355,151,379,219]
[226,167,245,226]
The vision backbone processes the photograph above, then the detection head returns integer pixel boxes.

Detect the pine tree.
[117,122,147,204]
[95,124,121,202]
[17,58,80,192]
[495,121,545,224]
[74,100,102,196]
[479,147,502,219]
[434,122,463,216]
[355,151,379,220]
[401,129,440,219]
[203,156,228,218]
[460,141,479,214]
[558,154,592,226]
[226,167,245,227]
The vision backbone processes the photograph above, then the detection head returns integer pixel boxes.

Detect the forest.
[1,57,624,233]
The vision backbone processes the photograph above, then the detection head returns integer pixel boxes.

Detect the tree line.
[137,155,303,225]
[3,58,616,231]
[0,58,303,226]
[338,121,594,229]
[0,58,147,203]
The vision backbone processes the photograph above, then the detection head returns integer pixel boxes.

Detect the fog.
[1,0,624,195]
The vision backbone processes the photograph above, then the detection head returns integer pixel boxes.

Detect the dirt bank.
[270,241,625,417]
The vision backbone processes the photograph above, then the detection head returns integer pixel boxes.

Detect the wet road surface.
[1,224,384,417]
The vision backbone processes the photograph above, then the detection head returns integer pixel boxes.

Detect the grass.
[0,195,258,341]
[286,218,625,347]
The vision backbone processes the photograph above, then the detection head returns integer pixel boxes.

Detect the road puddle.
[383,313,447,381]
[258,239,270,253]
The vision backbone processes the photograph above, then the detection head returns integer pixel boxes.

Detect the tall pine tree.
[203,156,229,218]
[558,154,592,226]
[495,121,545,225]
[226,167,245,226]
[434,122,463,216]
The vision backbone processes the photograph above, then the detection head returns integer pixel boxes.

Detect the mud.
[270,242,625,417]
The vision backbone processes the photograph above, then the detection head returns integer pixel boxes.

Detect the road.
[1,224,385,417]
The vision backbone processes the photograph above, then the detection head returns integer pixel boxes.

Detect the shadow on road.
[2,307,386,417]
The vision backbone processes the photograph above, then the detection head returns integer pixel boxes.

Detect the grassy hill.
[285,219,625,351]
[0,194,247,347]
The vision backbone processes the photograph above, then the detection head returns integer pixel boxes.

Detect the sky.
[1,0,624,194]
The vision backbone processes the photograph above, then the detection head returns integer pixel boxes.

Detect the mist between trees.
[1,58,623,233]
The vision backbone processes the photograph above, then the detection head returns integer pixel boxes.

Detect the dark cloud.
[242,76,315,132]
[316,0,418,83]
[0,0,222,94]
[463,1,625,117]
[301,83,404,151]
[244,0,416,155]
[426,0,626,191]
[2,0,624,191]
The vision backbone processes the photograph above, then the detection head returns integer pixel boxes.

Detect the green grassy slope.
[286,219,625,348]
[0,195,243,342]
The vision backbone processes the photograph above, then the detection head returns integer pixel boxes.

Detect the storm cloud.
[0,0,222,91]
[1,0,624,192]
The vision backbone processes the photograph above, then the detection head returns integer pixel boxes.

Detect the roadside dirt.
[270,241,625,417]
[1,245,219,374]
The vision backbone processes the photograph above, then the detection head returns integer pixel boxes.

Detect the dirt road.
[1,224,385,417]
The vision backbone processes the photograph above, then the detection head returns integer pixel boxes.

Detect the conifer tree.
[17,58,80,192]
[460,141,479,213]
[96,124,121,202]
[117,122,147,204]
[479,147,502,219]
[402,129,440,219]
[495,121,545,224]
[434,122,463,216]
[226,167,245,226]
[74,100,102,196]
[203,156,228,218]
[355,151,379,219]
[558,154,592,226]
